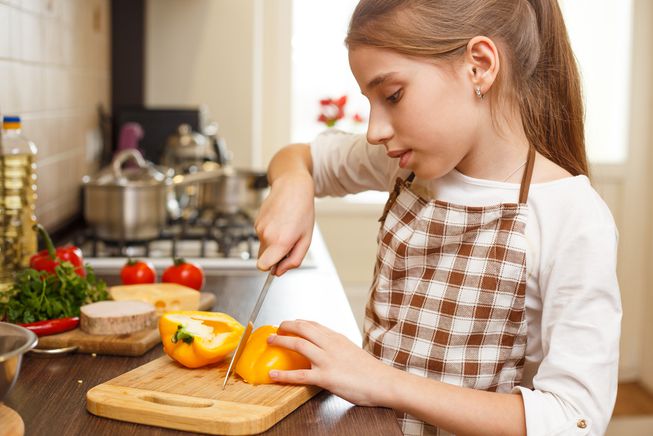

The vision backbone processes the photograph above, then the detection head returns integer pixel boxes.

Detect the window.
[559,0,633,164]
[291,0,633,164]
[290,0,367,143]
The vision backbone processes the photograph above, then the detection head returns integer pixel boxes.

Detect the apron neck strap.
[406,172,416,184]
[518,147,536,204]
[404,147,535,204]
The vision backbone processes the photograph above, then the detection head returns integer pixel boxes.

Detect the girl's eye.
[386,89,402,104]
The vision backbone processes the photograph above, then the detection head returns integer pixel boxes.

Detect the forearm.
[268,143,313,184]
[378,366,526,436]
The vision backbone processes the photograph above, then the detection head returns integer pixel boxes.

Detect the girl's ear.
[465,36,500,97]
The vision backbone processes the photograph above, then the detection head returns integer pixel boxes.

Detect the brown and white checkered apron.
[364,148,536,436]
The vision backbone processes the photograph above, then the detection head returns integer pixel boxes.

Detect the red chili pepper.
[29,224,86,277]
[19,316,80,336]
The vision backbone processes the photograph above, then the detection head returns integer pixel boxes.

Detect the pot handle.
[253,173,270,190]
[172,168,223,186]
[112,149,149,179]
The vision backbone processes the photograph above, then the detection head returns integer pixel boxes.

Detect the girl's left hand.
[267,319,395,407]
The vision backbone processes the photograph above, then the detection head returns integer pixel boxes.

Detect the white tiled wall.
[0,0,110,231]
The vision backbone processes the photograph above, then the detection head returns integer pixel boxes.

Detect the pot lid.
[163,124,216,165]
[83,149,171,187]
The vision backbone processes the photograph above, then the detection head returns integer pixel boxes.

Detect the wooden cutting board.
[35,293,215,356]
[87,356,321,435]
[0,403,24,436]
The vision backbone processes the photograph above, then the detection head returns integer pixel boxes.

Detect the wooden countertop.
[4,228,402,435]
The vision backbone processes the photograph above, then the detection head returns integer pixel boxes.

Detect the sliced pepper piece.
[159,311,244,368]
[235,325,311,385]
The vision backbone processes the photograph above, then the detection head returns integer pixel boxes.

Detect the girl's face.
[349,46,480,180]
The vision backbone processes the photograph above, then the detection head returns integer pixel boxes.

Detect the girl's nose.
[366,109,393,145]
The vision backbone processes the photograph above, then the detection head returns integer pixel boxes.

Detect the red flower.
[318,95,348,127]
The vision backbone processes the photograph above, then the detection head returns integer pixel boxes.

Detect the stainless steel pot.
[162,124,217,173]
[82,149,172,241]
[196,162,269,215]
[82,150,226,241]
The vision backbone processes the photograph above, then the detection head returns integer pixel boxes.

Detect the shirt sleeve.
[310,129,399,197]
[515,191,622,436]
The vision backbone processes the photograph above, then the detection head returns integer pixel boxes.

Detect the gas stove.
[76,210,258,259]
[63,208,315,281]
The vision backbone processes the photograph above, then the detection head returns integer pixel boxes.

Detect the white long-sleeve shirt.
[310,130,622,436]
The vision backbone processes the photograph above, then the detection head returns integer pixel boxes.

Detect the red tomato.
[162,258,204,291]
[120,259,157,285]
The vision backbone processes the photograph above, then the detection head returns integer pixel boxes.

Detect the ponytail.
[521,0,588,176]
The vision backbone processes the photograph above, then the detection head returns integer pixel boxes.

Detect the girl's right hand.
[255,172,315,275]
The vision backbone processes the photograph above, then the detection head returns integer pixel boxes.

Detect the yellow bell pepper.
[235,325,311,385]
[159,311,244,368]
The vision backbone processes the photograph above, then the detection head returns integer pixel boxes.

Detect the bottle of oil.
[0,116,38,293]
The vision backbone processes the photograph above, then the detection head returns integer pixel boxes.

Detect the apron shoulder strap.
[378,172,416,224]
[518,147,536,204]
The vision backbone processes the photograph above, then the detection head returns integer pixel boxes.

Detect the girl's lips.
[387,149,413,168]
[398,150,412,168]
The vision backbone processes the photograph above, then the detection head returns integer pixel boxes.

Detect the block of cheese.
[109,283,200,315]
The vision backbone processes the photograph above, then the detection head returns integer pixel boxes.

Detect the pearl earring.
[475,87,484,100]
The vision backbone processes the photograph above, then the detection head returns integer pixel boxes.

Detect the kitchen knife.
[222,265,277,389]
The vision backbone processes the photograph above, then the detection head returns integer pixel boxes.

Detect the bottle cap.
[3,115,21,129]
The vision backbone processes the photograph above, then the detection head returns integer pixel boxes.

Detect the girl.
[255,1,621,435]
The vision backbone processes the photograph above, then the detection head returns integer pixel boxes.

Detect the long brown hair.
[345,0,588,176]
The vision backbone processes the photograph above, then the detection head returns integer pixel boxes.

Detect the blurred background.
[0,0,650,432]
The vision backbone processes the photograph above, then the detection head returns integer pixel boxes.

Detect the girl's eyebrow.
[363,72,398,94]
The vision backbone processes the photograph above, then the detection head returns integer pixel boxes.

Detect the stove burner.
[76,209,259,260]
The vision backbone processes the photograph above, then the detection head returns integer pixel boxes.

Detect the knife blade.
[222,265,277,389]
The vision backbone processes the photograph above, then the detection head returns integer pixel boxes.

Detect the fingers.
[256,242,290,272]
[276,233,312,275]
[268,368,319,386]
[267,333,324,365]
[257,229,313,274]
[266,320,326,385]
[277,319,326,344]
[255,217,304,273]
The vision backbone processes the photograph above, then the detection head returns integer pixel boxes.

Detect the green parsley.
[0,262,108,323]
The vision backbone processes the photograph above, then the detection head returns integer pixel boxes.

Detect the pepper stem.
[35,224,56,260]
[172,324,194,344]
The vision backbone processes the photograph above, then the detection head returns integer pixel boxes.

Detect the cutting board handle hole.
[140,395,214,408]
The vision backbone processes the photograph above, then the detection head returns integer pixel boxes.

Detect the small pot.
[161,124,217,173]
[196,162,269,215]
[82,150,227,241]
[82,149,172,241]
